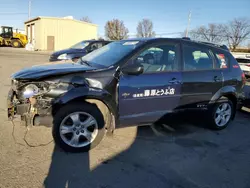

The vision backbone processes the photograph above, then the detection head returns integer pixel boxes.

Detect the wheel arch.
[209,86,238,120]
[52,87,117,133]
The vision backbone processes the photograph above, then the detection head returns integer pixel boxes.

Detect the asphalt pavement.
[0,48,250,188]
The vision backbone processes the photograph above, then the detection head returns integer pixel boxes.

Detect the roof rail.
[198,41,229,51]
[182,37,191,40]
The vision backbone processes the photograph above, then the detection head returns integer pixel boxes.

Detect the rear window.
[213,51,229,69]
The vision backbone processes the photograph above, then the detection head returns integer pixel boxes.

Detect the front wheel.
[208,99,234,130]
[52,102,105,152]
[11,39,21,48]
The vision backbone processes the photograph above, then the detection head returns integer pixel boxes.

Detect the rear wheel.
[11,39,21,48]
[52,102,105,152]
[208,98,233,130]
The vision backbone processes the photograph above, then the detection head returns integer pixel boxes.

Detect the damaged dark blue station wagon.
[7,38,246,152]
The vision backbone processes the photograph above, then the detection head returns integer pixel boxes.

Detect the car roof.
[120,38,179,42]
[84,40,111,43]
[119,37,229,51]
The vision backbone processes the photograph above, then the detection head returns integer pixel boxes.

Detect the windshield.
[70,41,90,49]
[80,40,143,67]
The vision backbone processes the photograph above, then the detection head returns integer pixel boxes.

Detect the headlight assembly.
[22,84,40,98]
[57,53,69,60]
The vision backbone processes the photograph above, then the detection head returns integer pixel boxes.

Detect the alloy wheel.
[59,112,98,148]
[214,103,232,127]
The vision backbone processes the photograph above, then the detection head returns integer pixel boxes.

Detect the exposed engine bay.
[7,80,72,126]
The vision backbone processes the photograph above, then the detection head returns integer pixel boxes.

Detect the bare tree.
[136,19,155,38]
[80,16,92,23]
[98,37,105,40]
[105,19,129,40]
[190,24,224,43]
[223,18,250,50]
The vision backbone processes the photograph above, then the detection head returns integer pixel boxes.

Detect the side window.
[96,42,104,48]
[214,51,229,69]
[183,45,213,71]
[89,43,103,51]
[133,43,179,73]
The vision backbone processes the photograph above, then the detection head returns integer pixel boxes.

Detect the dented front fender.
[52,86,117,118]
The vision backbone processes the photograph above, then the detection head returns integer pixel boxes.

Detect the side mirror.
[122,63,144,75]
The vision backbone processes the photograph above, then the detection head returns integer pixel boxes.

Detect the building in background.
[24,16,98,51]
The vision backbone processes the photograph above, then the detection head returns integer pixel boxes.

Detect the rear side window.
[183,45,213,71]
[213,51,229,69]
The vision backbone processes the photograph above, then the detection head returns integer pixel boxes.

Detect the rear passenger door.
[119,42,182,125]
[179,43,223,109]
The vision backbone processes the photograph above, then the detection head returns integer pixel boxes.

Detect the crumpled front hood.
[12,62,96,80]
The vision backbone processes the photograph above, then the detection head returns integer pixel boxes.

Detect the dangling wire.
[11,119,53,148]
[11,119,25,146]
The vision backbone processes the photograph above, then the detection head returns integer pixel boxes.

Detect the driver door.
[118,42,182,125]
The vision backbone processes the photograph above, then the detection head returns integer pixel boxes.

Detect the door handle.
[168,78,181,84]
[214,76,222,82]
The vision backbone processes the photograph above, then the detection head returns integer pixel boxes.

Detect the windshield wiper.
[80,60,92,67]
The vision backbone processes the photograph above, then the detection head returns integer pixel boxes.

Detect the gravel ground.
[0,48,250,188]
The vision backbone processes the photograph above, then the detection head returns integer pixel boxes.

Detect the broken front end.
[7,79,72,127]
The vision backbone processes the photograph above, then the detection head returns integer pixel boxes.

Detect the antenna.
[28,0,31,20]
[185,11,192,37]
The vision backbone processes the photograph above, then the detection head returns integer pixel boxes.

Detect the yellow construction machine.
[0,26,28,48]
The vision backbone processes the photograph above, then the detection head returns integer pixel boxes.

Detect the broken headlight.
[21,82,72,99]
[22,84,40,98]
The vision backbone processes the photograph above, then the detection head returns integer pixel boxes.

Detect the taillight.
[242,72,246,85]
[246,64,250,67]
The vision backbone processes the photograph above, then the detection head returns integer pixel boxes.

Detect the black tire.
[11,39,21,48]
[72,57,79,63]
[52,102,105,152]
[208,98,234,130]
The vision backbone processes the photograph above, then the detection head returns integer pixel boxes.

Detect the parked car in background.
[8,38,245,152]
[49,40,111,62]
[235,56,250,78]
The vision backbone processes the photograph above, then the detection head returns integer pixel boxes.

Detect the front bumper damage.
[7,87,53,127]
[7,80,70,127]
